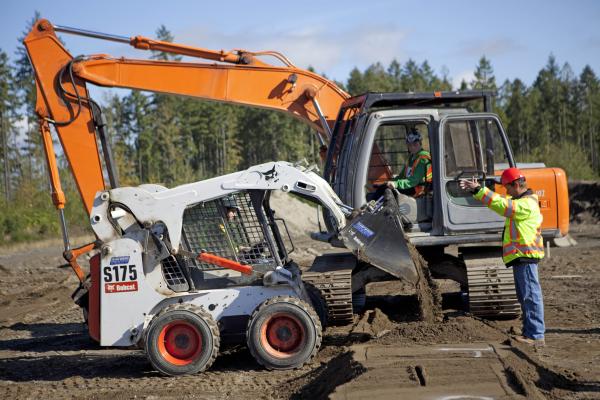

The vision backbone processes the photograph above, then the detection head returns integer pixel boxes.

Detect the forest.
[1,15,599,242]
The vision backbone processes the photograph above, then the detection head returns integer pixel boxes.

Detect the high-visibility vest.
[402,150,432,197]
[474,187,544,264]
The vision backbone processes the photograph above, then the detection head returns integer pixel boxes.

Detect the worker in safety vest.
[460,168,545,346]
[386,129,432,197]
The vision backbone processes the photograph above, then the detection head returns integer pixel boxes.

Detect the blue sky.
[2,0,600,93]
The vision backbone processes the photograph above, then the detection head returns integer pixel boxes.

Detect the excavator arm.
[24,19,349,216]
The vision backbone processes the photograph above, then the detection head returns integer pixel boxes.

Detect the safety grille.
[161,255,189,292]
[182,192,276,270]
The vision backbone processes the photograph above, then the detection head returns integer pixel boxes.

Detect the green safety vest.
[474,187,544,264]
[395,149,432,196]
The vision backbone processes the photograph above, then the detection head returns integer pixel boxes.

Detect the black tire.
[246,296,322,370]
[145,303,220,376]
[304,282,328,328]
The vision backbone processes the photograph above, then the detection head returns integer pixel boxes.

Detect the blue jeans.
[512,262,545,339]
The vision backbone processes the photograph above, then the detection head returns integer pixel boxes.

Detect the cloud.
[457,37,525,58]
[176,24,409,80]
[585,36,600,49]
[453,69,475,90]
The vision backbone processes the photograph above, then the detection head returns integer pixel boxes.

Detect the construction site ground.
[1,188,599,399]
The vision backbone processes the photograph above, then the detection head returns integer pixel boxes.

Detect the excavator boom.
[24,19,349,215]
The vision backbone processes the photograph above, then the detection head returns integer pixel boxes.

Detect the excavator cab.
[325,91,513,236]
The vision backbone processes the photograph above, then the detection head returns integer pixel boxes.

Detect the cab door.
[438,114,515,233]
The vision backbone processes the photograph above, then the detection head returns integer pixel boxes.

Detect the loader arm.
[23,19,349,216]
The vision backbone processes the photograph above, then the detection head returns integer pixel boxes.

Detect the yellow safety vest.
[474,187,544,264]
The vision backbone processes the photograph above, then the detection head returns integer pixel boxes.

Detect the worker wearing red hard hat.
[460,167,545,346]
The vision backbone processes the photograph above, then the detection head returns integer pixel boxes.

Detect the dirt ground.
[1,192,599,399]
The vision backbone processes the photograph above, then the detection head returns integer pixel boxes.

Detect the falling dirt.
[408,242,444,324]
[1,184,600,399]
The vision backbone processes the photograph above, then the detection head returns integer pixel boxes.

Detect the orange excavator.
[25,19,569,328]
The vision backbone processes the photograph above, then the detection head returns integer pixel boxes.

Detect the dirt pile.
[569,180,600,224]
[269,191,321,236]
[269,191,332,266]
[350,308,395,339]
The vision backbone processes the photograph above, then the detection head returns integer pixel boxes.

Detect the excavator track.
[302,253,355,325]
[461,250,520,318]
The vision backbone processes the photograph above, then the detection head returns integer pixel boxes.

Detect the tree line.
[0,15,599,242]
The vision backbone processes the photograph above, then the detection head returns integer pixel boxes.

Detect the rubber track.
[302,269,353,325]
[246,296,322,370]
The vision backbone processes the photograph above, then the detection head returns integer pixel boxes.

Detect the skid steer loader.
[72,161,394,376]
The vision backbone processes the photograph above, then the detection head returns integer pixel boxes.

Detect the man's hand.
[386,181,396,189]
[459,177,481,192]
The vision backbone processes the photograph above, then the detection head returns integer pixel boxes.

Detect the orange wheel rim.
[157,321,202,366]
[260,313,305,358]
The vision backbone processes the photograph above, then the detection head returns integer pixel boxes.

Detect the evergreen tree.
[502,78,533,157]
[0,50,20,201]
[363,62,395,92]
[104,93,139,185]
[471,56,497,90]
[577,65,599,172]
[532,55,562,150]
[346,67,367,96]
[14,11,43,183]
[401,59,426,91]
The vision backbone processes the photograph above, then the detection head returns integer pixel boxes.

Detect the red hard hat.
[501,167,524,186]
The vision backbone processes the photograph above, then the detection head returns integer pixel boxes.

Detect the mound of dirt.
[569,181,600,224]
[269,191,321,237]
[350,308,396,339]
[379,316,506,345]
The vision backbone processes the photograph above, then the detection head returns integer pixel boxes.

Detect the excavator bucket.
[340,190,418,284]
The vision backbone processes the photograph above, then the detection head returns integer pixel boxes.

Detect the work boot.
[514,335,545,347]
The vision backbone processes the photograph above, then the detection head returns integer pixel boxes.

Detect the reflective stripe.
[502,243,544,257]
[504,198,514,217]
[480,189,495,205]
[409,154,431,179]
[406,151,431,196]
[509,219,519,240]
[503,249,544,257]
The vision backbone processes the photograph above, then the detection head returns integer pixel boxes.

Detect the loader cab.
[159,190,295,292]
[324,90,516,238]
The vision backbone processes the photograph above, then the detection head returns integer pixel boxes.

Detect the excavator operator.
[369,129,432,200]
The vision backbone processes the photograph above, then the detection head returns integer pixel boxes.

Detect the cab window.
[443,117,509,205]
[367,122,429,188]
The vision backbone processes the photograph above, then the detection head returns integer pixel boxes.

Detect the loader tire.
[305,281,329,328]
[145,303,219,376]
[246,296,322,370]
